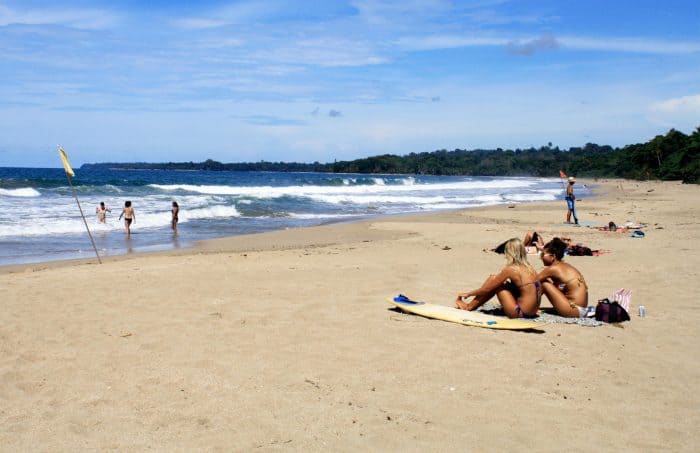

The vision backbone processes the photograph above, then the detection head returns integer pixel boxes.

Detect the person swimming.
[536,237,589,317]
[456,238,541,318]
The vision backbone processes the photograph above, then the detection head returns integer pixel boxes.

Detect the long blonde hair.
[503,238,535,274]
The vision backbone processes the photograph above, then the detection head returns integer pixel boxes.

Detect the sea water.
[0,167,585,266]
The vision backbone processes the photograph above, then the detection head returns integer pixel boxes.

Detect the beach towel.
[480,302,604,327]
[611,288,632,312]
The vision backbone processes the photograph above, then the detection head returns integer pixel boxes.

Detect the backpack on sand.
[594,298,631,323]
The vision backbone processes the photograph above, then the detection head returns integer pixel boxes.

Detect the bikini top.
[515,268,540,290]
[562,274,587,290]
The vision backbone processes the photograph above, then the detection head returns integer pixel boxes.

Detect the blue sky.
[1,0,699,167]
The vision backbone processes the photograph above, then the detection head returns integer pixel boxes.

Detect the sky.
[0,0,699,167]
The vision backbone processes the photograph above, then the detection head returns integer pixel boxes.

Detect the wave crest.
[0,187,41,197]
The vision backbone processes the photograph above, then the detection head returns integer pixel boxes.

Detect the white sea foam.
[148,178,535,198]
[0,217,121,237]
[0,173,582,266]
[0,196,241,237]
[181,205,241,220]
[0,187,41,197]
[307,194,451,205]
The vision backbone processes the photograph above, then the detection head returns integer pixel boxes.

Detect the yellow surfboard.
[391,297,545,330]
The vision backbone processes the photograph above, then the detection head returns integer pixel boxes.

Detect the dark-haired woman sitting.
[536,238,589,317]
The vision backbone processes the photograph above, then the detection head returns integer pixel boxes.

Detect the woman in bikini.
[171,201,179,235]
[523,230,545,254]
[536,237,589,317]
[118,200,135,236]
[455,238,541,318]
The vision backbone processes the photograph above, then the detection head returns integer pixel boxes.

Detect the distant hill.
[82,126,699,183]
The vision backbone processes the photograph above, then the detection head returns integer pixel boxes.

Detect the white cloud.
[171,0,288,29]
[648,94,700,130]
[351,0,454,24]
[0,4,118,29]
[395,35,506,51]
[395,33,700,55]
[464,8,554,26]
[171,18,229,30]
[650,94,700,114]
[559,36,700,55]
[253,38,388,67]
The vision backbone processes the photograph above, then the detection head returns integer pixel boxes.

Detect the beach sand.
[1,179,698,451]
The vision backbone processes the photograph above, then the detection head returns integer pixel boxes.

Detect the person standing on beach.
[96,201,111,224]
[565,177,579,224]
[171,201,179,235]
[118,201,135,236]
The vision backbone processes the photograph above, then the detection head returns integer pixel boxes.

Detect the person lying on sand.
[523,231,545,253]
[536,238,589,317]
[494,232,570,255]
[456,238,541,318]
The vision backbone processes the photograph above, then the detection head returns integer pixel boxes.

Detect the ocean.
[0,167,586,266]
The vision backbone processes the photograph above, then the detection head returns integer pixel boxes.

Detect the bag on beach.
[594,298,630,323]
[611,288,632,312]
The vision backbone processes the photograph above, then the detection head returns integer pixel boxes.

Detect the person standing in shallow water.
[565,176,579,224]
[171,201,179,235]
[118,200,135,236]
[96,201,111,224]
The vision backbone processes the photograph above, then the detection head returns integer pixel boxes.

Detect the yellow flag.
[58,146,75,177]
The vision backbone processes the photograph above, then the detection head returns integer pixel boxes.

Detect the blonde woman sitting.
[456,238,541,318]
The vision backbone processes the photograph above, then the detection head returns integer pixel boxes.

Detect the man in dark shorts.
[565,177,578,224]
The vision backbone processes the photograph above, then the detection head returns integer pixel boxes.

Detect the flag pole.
[58,146,102,264]
[558,169,567,191]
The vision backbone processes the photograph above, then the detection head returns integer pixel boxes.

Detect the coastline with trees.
[82,127,699,183]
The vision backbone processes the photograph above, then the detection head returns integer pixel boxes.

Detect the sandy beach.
[1,179,698,451]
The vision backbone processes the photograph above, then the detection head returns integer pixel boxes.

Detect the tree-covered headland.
[83,126,699,183]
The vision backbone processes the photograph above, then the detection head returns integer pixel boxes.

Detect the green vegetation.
[82,126,699,183]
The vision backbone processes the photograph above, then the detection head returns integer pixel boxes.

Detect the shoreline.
[2,178,699,450]
[0,178,605,274]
